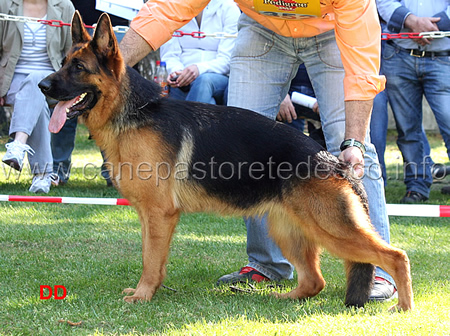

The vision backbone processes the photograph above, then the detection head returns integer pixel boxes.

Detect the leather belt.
[387,40,450,58]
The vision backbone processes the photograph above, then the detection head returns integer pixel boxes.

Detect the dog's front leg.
[123,205,180,303]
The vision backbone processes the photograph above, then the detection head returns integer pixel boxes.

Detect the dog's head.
[39,11,125,133]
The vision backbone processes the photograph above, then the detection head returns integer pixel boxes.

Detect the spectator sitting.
[0,0,74,193]
[159,0,240,105]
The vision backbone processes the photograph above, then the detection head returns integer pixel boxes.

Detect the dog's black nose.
[38,78,51,93]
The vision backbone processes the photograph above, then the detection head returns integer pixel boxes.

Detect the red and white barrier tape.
[1,194,449,217]
[0,195,130,206]
[386,204,450,217]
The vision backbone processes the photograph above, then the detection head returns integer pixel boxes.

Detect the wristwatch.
[340,138,366,155]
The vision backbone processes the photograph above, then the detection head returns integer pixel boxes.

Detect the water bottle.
[153,60,160,82]
[156,61,169,97]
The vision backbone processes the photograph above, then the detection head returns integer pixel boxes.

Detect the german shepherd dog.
[39,12,413,311]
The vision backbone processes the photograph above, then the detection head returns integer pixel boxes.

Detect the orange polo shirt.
[130,0,385,101]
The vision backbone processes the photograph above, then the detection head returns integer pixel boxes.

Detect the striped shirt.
[15,16,54,74]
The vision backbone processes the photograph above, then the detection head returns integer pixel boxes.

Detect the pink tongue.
[49,97,78,133]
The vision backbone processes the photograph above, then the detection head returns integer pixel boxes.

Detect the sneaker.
[50,173,60,186]
[368,277,398,302]
[400,191,428,204]
[29,173,53,193]
[216,267,270,286]
[431,165,450,179]
[442,186,450,195]
[2,140,35,171]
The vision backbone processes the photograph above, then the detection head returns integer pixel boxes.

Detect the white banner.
[95,0,144,20]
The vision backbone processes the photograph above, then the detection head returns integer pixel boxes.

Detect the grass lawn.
[0,126,449,335]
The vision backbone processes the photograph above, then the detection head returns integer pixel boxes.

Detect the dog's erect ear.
[71,11,91,44]
[92,13,118,57]
[91,13,124,79]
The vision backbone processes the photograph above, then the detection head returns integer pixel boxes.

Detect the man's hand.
[311,101,319,114]
[404,14,440,46]
[276,94,297,123]
[0,96,5,106]
[167,71,182,88]
[339,146,365,178]
[175,65,199,87]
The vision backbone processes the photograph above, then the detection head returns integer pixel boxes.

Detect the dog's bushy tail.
[345,262,375,308]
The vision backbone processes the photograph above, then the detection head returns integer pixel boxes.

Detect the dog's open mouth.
[49,92,95,133]
[66,92,91,118]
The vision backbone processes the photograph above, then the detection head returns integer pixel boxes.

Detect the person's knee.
[193,73,214,86]
[24,71,52,85]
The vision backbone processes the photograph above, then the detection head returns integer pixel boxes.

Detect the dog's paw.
[388,303,413,312]
[123,293,154,303]
[122,288,136,295]
[123,295,144,303]
[269,291,297,300]
[122,287,155,303]
[270,287,320,301]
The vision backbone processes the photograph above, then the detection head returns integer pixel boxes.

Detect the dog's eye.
[72,59,85,71]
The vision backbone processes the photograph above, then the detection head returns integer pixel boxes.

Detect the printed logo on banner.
[254,0,322,19]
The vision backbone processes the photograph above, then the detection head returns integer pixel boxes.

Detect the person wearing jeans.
[377,0,450,203]
[119,0,397,302]
[4,71,54,177]
[160,0,240,105]
[0,0,74,193]
[167,72,230,105]
[220,18,395,293]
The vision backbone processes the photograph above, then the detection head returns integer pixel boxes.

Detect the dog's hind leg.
[327,234,413,311]
[266,209,326,300]
[302,180,414,311]
[123,203,180,303]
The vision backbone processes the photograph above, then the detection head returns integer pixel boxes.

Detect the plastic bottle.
[156,61,169,97]
[153,60,160,83]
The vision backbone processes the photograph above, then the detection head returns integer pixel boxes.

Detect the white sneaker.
[2,140,35,171]
[29,173,52,193]
[49,173,60,186]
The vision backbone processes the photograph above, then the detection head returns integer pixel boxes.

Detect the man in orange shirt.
[120,0,396,301]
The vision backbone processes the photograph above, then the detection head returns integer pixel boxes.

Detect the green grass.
[0,127,449,335]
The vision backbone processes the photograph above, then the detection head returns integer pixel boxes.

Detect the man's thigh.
[227,15,298,119]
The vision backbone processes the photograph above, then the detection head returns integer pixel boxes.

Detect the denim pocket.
[382,43,397,60]
[314,30,343,69]
[435,55,450,66]
[233,15,275,58]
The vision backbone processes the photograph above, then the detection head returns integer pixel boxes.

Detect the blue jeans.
[6,71,54,175]
[51,116,77,183]
[228,14,394,284]
[382,42,450,197]
[370,90,388,185]
[370,91,433,186]
[169,72,229,105]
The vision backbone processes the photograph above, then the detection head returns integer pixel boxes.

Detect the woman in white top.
[0,0,74,193]
[159,0,240,104]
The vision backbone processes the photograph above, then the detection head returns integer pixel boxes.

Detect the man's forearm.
[119,28,154,67]
[344,100,373,142]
